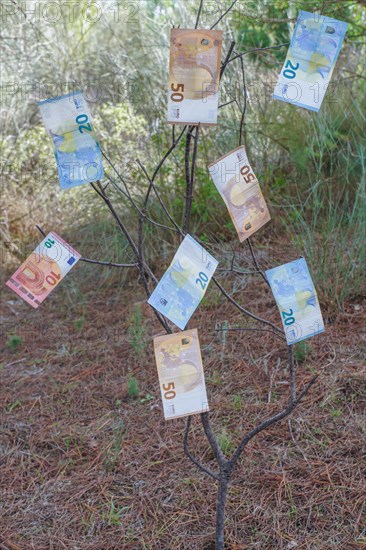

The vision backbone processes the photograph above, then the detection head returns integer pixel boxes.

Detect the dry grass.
[1,258,365,550]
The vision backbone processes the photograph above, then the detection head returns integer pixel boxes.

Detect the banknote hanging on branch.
[6,232,80,308]
[266,258,325,345]
[39,91,104,188]
[273,10,348,112]
[209,146,271,241]
[148,235,218,330]
[153,329,209,420]
[167,28,223,125]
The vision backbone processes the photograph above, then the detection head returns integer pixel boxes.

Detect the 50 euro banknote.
[266,258,325,345]
[273,11,348,112]
[6,232,80,308]
[153,329,209,420]
[167,28,223,125]
[148,235,218,330]
[39,91,104,189]
[209,146,270,241]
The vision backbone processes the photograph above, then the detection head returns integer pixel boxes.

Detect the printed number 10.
[44,238,55,249]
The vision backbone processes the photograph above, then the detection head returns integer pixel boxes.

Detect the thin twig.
[246,238,270,288]
[184,417,219,480]
[238,56,247,147]
[229,375,318,467]
[212,276,285,338]
[289,345,296,402]
[226,43,290,66]
[184,125,200,234]
[210,0,239,30]
[80,258,138,269]
[136,160,184,236]
[195,0,204,29]
[201,412,227,465]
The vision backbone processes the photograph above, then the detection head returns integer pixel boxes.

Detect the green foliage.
[1,0,364,314]
[6,400,22,412]
[217,428,234,455]
[294,341,311,364]
[232,394,243,411]
[102,501,127,527]
[7,335,22,352]
[128,305,147,356]
[104,420,125,471]
[73,317,85,332]
[127,376,139,399]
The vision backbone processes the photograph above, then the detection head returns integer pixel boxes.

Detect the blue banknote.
[148,235,218,330]
[266,258,325,344]
[39,91,104,189]
[274,11,348,111]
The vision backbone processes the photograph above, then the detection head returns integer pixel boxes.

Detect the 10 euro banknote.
[209,146,270,241]
[153,329,209,420]
[148,235,218,330]
[167,28,223,125]
[273,11,348,112]
[6,232,81,308]
[39,91,104,188]
[266,258,325,345]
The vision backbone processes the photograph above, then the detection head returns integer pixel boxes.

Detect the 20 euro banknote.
[266,258,325,345]
[153,329,209,420]
[167,28,223,125]
[209,146,271,241]
[6,232,81,308]
[273,11,348,112]
[39,91,104,188]
[148,235,218,330]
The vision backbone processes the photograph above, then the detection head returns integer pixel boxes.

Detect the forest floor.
[1,249,365,550]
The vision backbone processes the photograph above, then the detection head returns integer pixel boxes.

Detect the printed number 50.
[171,83,184,102]
[283,60,299,79]
[240,165,255,184]
[163,382,176,400]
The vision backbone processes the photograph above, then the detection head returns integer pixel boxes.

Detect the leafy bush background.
[1,0,365,308]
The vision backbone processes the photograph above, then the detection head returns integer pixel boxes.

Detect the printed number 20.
[282,308,295,326]
[196,271,209,290]
[283,60,299,79]
[76,114,92,134]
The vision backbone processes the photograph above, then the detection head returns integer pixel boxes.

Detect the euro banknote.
[39,91,104,188]
[6,232,80,308]
[273,11,348,112]
[266,258,325,345]
[167,28,223,125]
[153,329,209,420]
[148,234,218,330]
[209,146,271,241]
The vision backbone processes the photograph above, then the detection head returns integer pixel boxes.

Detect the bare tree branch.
[201,412,227,465]
[195,0,204,29]
[212,276,285,338]
[184,416,219,480]
[210,0,240,30]
[229,375,318,467]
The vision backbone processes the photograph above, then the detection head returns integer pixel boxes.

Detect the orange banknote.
[6,232,80,308]
[209,146,270,241]
[167,28,223,125]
